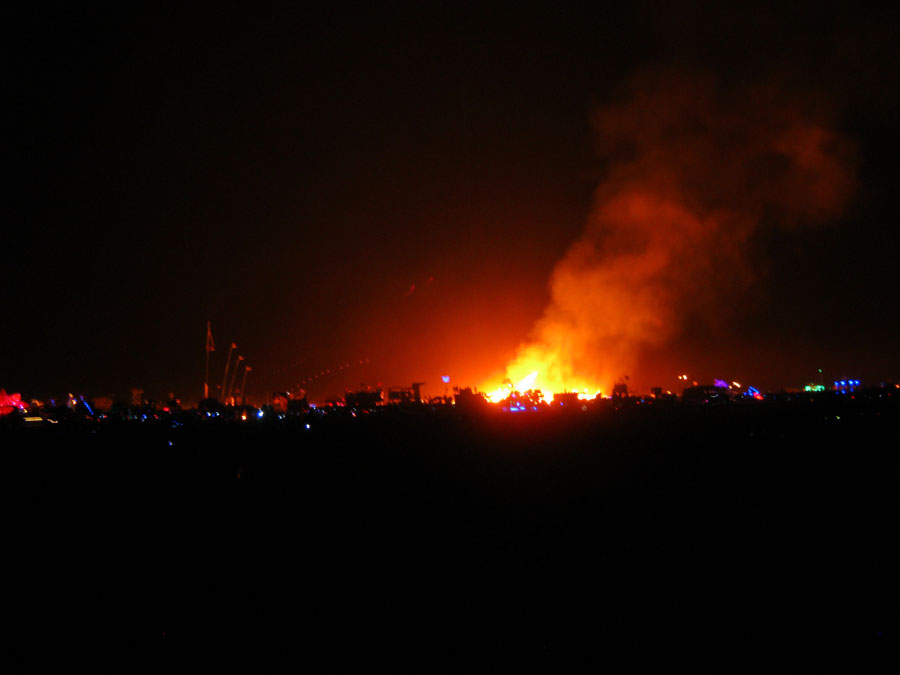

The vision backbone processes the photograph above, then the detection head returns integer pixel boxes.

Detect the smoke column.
[501,71,856,394]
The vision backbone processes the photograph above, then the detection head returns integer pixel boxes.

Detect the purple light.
[441,375,450,383]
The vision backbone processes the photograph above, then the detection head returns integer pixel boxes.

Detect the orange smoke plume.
[491,71,856,396]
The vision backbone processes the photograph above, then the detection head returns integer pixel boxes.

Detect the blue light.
[80,396,94,415]
[441,375,450,383]
[840,381,846,387]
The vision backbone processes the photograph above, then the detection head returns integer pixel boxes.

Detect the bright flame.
[483,369,602,404]
[516,371,538,390]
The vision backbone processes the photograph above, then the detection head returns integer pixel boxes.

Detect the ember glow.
[481,70,855,399]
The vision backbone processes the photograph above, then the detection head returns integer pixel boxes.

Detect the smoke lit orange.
[480,70,855,399]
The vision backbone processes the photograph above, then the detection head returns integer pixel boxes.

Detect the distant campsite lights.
[834,379,861,393]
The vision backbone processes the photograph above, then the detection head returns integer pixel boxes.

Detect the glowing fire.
[483,370,602,404]
[475,71,853,409]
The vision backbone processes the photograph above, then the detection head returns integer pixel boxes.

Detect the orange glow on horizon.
[482,369,603,404]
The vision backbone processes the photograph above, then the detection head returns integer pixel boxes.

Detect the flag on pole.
[206,324,216,352]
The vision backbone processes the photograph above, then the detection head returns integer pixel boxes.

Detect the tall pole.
[220,343,235,402]
[204,321,213,400]
[240,366,251,405]
[228,356,244,406]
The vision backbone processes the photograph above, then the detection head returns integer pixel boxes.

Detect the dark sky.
[5,2,899,402]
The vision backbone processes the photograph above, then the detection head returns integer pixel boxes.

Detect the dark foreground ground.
[7,396,895,656]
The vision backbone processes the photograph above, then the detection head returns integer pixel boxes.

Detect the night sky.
[5,2,900,403]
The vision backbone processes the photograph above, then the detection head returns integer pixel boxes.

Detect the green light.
[804,384,825,392]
